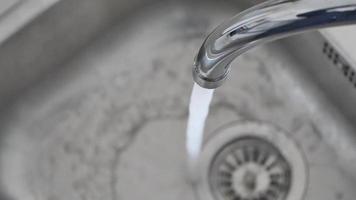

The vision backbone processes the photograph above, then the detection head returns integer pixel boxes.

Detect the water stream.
[186,83,214,173]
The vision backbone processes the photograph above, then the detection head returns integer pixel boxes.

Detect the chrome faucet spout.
[193,0,356,89]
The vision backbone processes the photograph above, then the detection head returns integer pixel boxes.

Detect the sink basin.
[0,0,355,200]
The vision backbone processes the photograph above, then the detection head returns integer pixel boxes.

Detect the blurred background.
[0,0,355,200]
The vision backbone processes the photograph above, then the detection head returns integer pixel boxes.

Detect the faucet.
[193,0,356,89]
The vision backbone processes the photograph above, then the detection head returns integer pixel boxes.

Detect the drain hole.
[197,122,307,200]
[210,137,291,200]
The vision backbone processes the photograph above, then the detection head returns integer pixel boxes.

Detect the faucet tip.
[192,66,226,89]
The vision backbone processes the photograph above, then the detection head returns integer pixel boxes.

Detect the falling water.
[186,83,214,173]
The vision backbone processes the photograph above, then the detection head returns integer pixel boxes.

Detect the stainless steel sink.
[0,0,355,200]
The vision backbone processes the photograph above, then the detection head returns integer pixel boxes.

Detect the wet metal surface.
[0,0,355,200]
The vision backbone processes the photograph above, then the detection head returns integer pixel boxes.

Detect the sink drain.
[211,137,291,200]
[197,122,307,200]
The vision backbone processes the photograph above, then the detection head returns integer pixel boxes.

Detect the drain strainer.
[197,122,307,200]
[210,137,291,200]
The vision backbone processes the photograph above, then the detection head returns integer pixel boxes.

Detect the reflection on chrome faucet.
[193,0,356,89]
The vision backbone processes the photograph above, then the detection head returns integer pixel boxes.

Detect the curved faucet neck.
[193,0,356,89]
